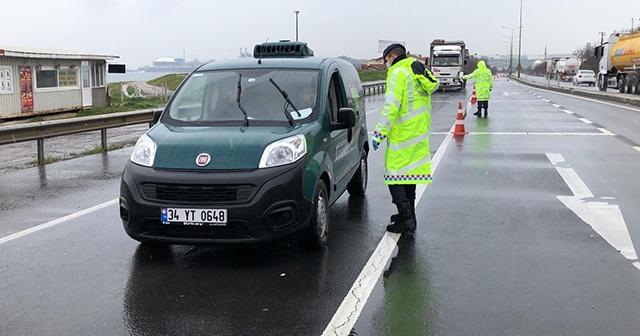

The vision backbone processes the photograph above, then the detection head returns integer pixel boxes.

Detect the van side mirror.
[331,108,356,131]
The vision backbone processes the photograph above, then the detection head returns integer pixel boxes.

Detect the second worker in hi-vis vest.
[372,43,439,233]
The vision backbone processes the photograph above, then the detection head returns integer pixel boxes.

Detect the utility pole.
[502,26,519,76]
[517,0,523,78]
[294,11,300,41]
[598,31,606,45]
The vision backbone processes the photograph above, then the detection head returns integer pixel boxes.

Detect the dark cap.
[382,43,406,59]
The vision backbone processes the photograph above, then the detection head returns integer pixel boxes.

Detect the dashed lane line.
[516,82,640,113]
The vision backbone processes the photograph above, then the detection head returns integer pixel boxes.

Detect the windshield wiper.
[269,78,300,126]
[236,74,249,127]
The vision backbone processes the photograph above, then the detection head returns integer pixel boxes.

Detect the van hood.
[148,124,308,170]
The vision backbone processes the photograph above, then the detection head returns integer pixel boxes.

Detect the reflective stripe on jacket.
[372,57,437,185]
[462,60,493,101]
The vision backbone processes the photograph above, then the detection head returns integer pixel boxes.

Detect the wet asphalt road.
[1,79,640,336]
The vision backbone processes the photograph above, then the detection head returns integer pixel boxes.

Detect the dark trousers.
[389,184,416,204]
[477,100,489,113]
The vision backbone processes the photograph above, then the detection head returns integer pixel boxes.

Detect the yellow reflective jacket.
[372,57,439,185]
[462,60,493,101]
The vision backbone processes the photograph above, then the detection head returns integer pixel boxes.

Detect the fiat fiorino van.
[119,41,368,250]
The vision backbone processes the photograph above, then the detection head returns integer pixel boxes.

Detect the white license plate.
[161,207,228,226]
[441,78,449,82]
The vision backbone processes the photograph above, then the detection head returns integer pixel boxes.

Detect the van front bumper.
[119,158,313,246]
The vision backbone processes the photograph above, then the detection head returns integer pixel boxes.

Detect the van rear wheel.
[299,181,329,250]
[347,150,368,196]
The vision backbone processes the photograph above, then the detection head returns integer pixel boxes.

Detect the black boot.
[473,110,481,117]
[390,199,414,223]
[386,202,416,233]
[484,109,488,118]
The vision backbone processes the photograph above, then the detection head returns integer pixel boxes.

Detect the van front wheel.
[347,150,368,196]
[299,181,329,250]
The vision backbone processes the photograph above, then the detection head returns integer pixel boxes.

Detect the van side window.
[326,72,348,122]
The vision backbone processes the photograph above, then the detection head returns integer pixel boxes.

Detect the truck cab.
[429,39,468,90]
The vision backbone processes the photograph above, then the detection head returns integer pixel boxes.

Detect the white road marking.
[552,104,561,108]
[547,153,639,264]
[563,109,574,114]
[542,98,550,102]
[488,100,547,103]
[366,107,381,115]
[598,128,616,136]
[634,147,640,152]
[0,199,119,245]
[322,124,454,336]
[430,131,613,136]
[523,85,640,113]
[579,118,593,124]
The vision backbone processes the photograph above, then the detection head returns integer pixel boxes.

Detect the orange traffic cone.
[470,87,477,104]
[452,102,468,135]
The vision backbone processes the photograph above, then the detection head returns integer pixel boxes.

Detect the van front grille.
[141,183,253,204]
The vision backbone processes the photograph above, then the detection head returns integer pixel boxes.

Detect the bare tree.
[573,42,597,63]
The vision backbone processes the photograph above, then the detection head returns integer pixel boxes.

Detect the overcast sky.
[3,0,639,68]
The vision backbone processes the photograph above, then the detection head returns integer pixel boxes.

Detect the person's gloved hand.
[372,139,379,151]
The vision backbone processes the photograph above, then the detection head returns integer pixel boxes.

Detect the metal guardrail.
[0,81,387,165]
[0,110,156,164]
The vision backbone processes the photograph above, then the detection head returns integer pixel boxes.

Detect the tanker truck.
[595,31,640,94]
[429,39,469,90]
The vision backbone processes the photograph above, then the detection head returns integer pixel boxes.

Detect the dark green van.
[119,41,369,250]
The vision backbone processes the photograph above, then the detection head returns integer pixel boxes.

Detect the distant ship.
[137,56,211,73]
[136,48,254,73]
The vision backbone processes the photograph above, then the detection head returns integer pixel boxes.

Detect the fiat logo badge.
[196,153,211,167]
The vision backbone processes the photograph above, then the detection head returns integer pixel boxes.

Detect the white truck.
[595,31,640,94]
[429,39,469,90]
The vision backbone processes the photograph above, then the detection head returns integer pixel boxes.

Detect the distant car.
[573,70,596,86]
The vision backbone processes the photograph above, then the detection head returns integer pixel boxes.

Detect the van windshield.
[164,69,320,126]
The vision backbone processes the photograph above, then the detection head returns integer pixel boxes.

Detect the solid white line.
[0,199,119,245]
[322,123,454,336]
[579,118,593,124]
[430,131,613,136]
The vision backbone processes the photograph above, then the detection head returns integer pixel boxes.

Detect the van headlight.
[259,134,307,168]
[130,134,157,167]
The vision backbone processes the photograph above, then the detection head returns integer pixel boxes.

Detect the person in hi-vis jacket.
[371,43,439,233]
[462,60,493,117]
